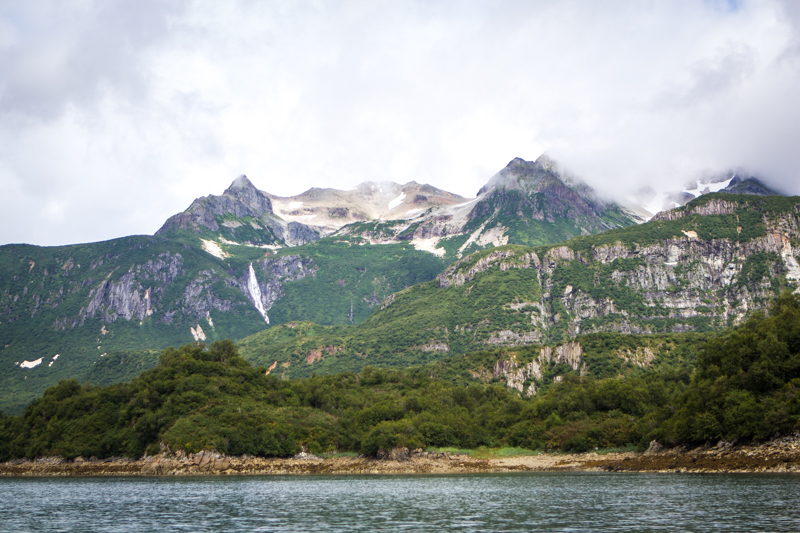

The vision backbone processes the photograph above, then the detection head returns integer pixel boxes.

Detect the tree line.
[2,293,799,461]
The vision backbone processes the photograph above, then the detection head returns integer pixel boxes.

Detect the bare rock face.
[540,341,583,370]
[377,447,410,461]
[619,347,657,368]
[225,175,274,215]
[485,330,542,346]
[74,254,248,329]
[80,252,183,324]
[653,198,738,221]
[437,250,539,288]
[492,341,583,396]
[54,251,317,336]
[154,175,323,247]
[645,440,665,455]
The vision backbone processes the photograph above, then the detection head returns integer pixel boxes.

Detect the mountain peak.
[479,155,559,196]
[221,175,273,215]
[722,175,782,196]
[155,174,276,238]
[226,174,256,192]
[534,152,557,169]
[470,154,633,240]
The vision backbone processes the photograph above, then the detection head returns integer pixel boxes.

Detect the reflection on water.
[1,472,799,532]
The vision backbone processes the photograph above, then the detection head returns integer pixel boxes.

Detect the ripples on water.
[1,472,799,532]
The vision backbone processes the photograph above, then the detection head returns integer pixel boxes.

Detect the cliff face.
[492,341,585,396]
[437,224,797,340]
[76,252,181,325]
[47,251,321,334]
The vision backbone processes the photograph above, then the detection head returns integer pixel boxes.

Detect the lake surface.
[1,472,799,532]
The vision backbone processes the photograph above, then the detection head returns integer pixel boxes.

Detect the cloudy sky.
[1,0,799,246]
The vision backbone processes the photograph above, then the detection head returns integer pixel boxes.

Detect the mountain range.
[628,171,782,219]
[0,154,795,414]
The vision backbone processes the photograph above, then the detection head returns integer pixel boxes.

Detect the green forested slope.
[0,236,268,414]
[3,293,798,460]
[266,237,445,325]
[0,235,445,414]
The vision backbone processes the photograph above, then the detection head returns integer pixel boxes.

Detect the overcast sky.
[1,0,799,246]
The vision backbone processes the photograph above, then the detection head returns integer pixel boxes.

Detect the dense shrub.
[665,292,800,443]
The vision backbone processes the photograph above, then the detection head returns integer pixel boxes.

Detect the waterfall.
[247,263,270,324]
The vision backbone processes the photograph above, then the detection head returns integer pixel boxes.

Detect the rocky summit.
[156,174,324,247]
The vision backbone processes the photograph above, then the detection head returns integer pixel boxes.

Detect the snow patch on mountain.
[20,358,43,369]
[412,237,445,257]
[388,192,406,210]
[201,239,229,259]
[684,176,734,197]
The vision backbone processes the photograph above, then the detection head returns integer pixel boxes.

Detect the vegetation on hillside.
[0,235,444,415]
[2,192,798,422]
[0,339,684,460]
[0,236,265,414]
[2,293,798,461]
[238,218,794,379]
[660,291,800,444]
[267,237,446,326]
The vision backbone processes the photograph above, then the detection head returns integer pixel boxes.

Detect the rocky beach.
[3,433,799,477]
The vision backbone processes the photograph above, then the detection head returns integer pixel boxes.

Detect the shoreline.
[2,434,800,477]
[0,451,636,477]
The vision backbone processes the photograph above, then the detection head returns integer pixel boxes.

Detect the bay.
[1,472,798,532]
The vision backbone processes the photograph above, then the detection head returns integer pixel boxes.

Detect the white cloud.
[1,0,799,245]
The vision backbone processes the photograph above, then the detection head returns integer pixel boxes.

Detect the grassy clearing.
[321,451,360,458]
[593,444,638,455]
[425,446,541,458]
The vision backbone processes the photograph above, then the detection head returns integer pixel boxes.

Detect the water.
[1,473,799,532]
[246,263,269,324]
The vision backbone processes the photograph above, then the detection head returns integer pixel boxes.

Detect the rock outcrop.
[430,196,800,345]
[80,252,183,324]
[491,341,584,396]
[240,255,318,318]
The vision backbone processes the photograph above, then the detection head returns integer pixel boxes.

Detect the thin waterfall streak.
[248,263,269,324]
